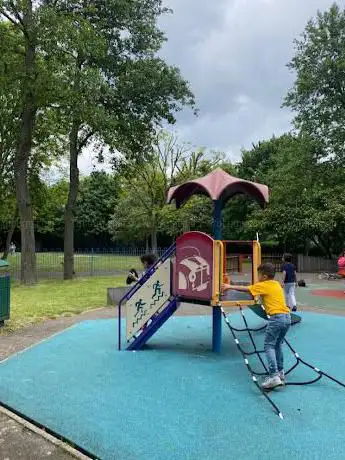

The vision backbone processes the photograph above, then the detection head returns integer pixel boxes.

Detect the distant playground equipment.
[117,169,345,417]
[318,271,343,281]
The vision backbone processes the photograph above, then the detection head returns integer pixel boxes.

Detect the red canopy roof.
[167,168,269,208]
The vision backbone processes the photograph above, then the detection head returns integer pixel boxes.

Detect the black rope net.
[220,306,345,419]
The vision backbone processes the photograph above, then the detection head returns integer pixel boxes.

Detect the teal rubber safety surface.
[0,311,345,460]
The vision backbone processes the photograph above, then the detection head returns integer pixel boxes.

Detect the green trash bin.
[0,259,10,326]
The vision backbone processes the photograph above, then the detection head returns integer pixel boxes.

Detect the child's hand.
[221,283,231,292]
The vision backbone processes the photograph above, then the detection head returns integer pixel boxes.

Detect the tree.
[35,180,68,242]
[284,3,345,165]
[0,5,66,282]
[0,23,20,258]
[0,1,40,283]
[159,196,213,239]
[243,134,345,256]
[110,132,191,250]
[37,0,195,278]
[109,133,224,248]
[74,171,119,247]
[220,137,285,242]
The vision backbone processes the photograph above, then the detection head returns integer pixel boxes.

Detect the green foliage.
[243,135,345,255]
[0,19,66,234]
[35,180,69,237]
[159,197,213,238]
[0,22,21,192]
[2,0,344,261]
[35,0,196,157]
[109,132,224,246]
[1,0,196,280]
[75,172,119,238]
[284,3,345,164]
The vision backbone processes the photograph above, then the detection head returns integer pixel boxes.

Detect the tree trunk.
[14,2,37,284]
[304,238,310,256]
[151,229,158,254]
[64,120,80,279]
[2,208,18,260]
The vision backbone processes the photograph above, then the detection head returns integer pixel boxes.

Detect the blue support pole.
[212,199,222,353]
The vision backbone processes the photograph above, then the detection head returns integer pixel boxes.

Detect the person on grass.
[281,253,297,311]
[222,263,291,390]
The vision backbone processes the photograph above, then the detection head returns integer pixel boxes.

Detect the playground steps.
[127,297,179,351]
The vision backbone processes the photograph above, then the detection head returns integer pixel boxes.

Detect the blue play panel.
[0,311,345,460]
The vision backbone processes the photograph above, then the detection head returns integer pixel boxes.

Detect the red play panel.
[311,289,345,299]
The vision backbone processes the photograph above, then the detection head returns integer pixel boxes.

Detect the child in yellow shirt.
[223,263,291,390]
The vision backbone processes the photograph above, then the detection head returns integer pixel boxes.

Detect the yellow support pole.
[212,240,224,306]
[252,240,261,284]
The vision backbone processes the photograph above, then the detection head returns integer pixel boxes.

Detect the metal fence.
[6,248,167,281]
[5,249,338,281]
[226,253,337,274]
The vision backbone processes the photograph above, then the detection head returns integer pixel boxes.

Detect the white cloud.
[157,0,335,157]
[75,0,335,174]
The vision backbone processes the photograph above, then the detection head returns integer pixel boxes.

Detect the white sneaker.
[262,375,282,390]
[278,371,285,385]
[278,371,285,383]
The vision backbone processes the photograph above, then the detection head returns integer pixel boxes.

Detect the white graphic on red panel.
[178,247,211,292]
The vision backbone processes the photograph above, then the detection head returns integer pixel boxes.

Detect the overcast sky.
[79,0,335,174]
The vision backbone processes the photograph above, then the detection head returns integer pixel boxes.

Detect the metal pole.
[212,199,222,353]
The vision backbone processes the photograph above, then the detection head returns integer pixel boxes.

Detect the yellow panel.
[211,240,261,308]
[212,240,224,305]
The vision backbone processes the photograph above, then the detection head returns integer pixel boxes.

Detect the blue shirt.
[282,263,296,283]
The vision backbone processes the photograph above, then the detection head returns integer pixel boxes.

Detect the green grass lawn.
[2,276,124,333]
[6,253,144,277]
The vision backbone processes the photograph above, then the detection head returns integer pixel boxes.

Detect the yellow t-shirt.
[248,280,290,316]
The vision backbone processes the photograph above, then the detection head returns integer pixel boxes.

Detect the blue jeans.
[264,314,291,376]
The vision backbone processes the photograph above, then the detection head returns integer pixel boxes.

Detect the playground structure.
[167,168,269,353]
[117,168,345,418]
[119,167,271,353]
[118,230,269,351]
[119,230,302,349]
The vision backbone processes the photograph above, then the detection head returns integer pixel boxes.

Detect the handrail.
[118,242,176,350]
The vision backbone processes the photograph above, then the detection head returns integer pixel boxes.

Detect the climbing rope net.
[220,305,345,419]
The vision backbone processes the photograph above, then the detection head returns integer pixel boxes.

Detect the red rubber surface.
[311,289,345,299]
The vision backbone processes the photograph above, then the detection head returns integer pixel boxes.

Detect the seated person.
[126,253,157,285]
